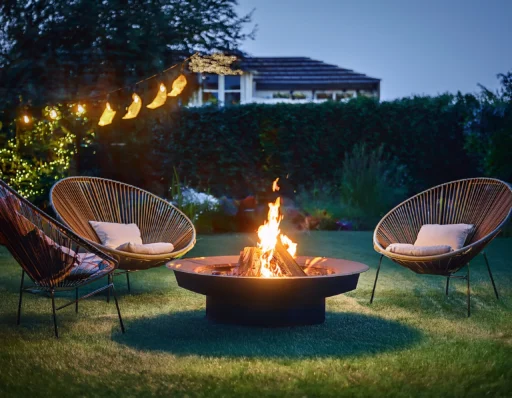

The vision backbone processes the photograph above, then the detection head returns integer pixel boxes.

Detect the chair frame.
[370,177,512,316]
[50,176,196,291]
[0,180,125,337]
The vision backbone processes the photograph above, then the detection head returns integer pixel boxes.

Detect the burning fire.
[257,178,297,277]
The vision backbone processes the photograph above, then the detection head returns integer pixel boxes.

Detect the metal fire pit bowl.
[167,256,369,327]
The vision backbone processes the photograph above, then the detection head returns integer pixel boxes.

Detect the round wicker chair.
[0,180,125,338]
[371,177,512,316]
[50,177,196,288]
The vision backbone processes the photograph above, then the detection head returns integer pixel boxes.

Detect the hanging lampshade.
[122,93,142,119]
[168,74,187,97]
[98,102,116,126]
[147,83,167,109]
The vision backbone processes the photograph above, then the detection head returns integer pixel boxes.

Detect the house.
[189,56,380,106]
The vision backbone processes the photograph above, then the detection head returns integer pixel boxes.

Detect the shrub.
[338,144,407,228]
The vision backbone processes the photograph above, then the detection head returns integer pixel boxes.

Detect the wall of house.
[188,72,379,106]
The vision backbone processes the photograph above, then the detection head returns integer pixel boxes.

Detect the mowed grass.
[0,231,511,397]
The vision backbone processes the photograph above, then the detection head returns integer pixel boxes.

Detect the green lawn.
[0,231,511,397]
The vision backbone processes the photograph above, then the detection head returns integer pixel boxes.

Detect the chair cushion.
[89,221,142,249]
[414,224,474,250]
[386,243,452,256]
[116,242,174,255]
[68,253,112,280]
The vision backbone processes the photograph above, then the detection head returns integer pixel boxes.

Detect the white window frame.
[199,74,241,106]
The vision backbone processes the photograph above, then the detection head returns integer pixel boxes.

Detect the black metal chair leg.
[51,290,59,338]
[482,252,499,300]
[445,275,450,296]
[17,270,25,325]
[370,255,383,304]
[111,285,125,334]
[467,264,471,318]
[75,288,79,313]
[106,274,111,303]
[126,272,131,292]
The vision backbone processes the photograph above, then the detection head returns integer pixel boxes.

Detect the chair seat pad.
[386,243,453,257]
[67,253,114,280]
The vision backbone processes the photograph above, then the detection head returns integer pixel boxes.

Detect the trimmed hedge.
[144,95,477,197]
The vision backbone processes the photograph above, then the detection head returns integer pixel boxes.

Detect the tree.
[0,0,254,108]
[464,71,512,181]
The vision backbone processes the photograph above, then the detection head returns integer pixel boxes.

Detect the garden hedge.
[130,95,478,197]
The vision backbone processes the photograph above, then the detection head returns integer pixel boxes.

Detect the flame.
[256,178,297,277]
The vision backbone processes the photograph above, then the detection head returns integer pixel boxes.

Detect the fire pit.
[167,255,368,326]
[167,178,368,326]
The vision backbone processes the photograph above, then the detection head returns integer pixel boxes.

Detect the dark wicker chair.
[371,177,512,316]
[50,176,196,290]
[0,180,125,337]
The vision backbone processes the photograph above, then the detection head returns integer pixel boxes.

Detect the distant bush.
[338,144,407,229]
[295,145,408,230]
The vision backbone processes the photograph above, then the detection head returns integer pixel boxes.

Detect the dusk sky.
[236,0,512,100]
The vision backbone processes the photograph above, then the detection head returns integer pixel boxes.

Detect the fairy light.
[168,74,187,97]
[23,115,30,124]
[147,83,167,109]
[98,102,116,126]
[122,93,142,119]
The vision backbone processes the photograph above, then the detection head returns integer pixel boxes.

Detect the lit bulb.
[147,83,167,109]
[122,94,142,119]
[98,102,116,126]
[23,115,30,124]
[49,109,58,119]
[77,104,85,115]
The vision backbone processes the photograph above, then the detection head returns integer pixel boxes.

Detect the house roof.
[240,57,380,91]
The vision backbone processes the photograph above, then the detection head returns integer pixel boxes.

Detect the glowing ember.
[257,178,297,277]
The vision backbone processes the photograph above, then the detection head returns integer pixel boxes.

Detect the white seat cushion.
[116,242,174,255]
[89,221,142,249]
[386,243,452,256]
[414,224,474,250]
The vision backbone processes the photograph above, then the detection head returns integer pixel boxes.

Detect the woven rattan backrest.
[50,177,195,251]
[0,181,86,287]
[376,178,512,248]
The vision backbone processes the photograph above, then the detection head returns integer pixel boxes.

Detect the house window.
[225,75,241,90]
[335,92,354,101]
[225,92,241,106]
[316,93,332,100]
[200,74,241,106]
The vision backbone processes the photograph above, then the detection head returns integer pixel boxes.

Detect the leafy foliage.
[147,95,476,199]
[0,106,92,207]
[464,72,512,181]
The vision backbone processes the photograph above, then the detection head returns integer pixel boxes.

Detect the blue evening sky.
[236,0,512,100]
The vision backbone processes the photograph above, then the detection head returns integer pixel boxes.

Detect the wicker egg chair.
[371,177,512,316]
[50,177,196,290]
[0,180,125,338]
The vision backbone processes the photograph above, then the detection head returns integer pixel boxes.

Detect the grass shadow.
[114,310,422,358]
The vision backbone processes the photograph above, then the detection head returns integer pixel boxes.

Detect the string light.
[169,74,187,97]
[147,83,167,109]
[98,102,116,126]
[122,93,142,119]
[14,53,242,126]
